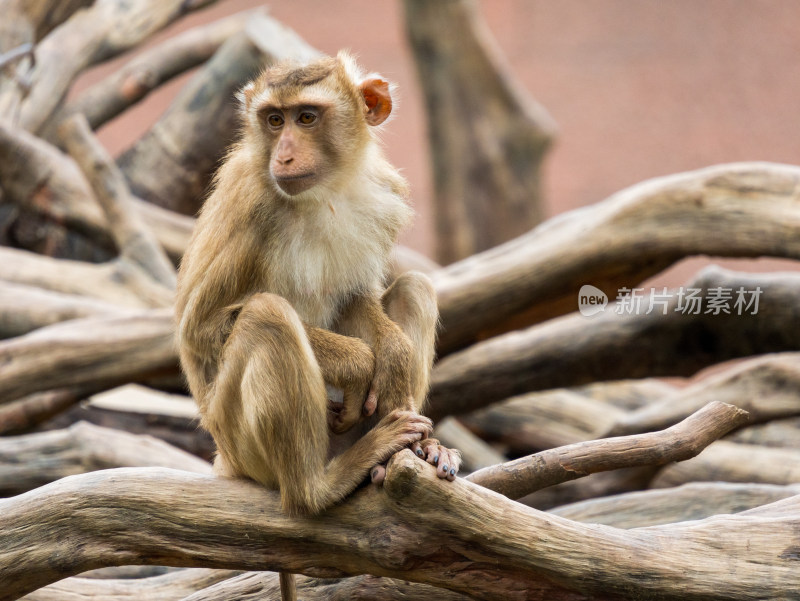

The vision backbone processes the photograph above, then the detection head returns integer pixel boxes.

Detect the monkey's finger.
[435,446,462,481]
[370,464,386,485]
[363,389,377,416]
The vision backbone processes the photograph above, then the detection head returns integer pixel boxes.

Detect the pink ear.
[360,78,392,126]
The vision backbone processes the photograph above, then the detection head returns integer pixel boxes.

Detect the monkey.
[175,52,461,521]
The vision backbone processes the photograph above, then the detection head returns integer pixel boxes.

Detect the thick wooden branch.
[3,452,800,601]
[0,421,211,496]
[433,162,800,353]
[60,114,176,288]
[24,568,238,601]
[0,121,193,263]
[466,401,749,500]
[8,0,219,131]
[0,281,130,339]
[0,248,173,308]
[607,352,800,436]
[0,308,176,405]
[118,13,320,214]
[43,11,250,138]
[429,267,800,420]
[550,482,800,528]
[0,385,100,436]
[403,0,555,263]
[651,440,800,488]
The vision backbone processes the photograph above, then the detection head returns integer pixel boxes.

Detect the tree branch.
[466,401,749,500]
[2,450,799,601]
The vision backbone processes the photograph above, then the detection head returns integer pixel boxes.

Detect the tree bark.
[403,0,555,263]
[2,452,799,601]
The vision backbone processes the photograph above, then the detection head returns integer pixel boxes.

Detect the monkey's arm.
[336,293,416,417]
[304,325,376,433]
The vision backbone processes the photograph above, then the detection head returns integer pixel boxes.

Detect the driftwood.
[0,309,176,405]
[429,267,800,420]
[41,11,251,139]
[466,401,748,500]
[60,114,176,288]
[0,420,210,496]
[467,353,800,452]
[23,568,239,601]
[650,440,800,489]
[3,0,218,131]
[727,416,800,448]
[433,162,800,353]
[608,352,800,436]
[550,482,800,528]
[3,448,800,601]
[403,0,555,263]
[0,386,103,436]
[0,121,194,263]
[118,13,319,214]
[0,248,173,308]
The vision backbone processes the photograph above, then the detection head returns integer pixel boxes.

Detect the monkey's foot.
[411,438,461,481]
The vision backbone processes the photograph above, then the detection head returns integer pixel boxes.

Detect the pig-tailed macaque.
[176,51,460,540]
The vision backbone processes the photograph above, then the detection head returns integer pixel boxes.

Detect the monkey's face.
[262,105,330,196]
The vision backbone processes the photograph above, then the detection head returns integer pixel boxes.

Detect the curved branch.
[2,452,799,601]
[60,114,176,289]
[433,162,800,353]
[466,401,749,500]
[429,267,800,420]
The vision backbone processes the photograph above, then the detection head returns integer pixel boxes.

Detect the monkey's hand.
[411,438,462,481]
[366,409,433,484]
[325,336,376,435]
[365,329,415,418]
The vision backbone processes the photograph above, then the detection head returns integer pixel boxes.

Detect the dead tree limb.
[60,114,176,288]
[5,0,219,131]
[466,401,748,500]
[0,386,100,435]
[433,162,800,353]
[0,308,176,405]
[607,352,800,436]
[549,482,800,528]
[0,248,172,308]
[118,12,320,214]
[23,569,240,601]
[429,267,800,420]
[0,420,211,496]
[0,281,130,338]
[650,440,800,489]
[727,417,800,448]
[3,452,800,601]
[0,121,193,263]
[403,0,555,263]
[42,11,251,139]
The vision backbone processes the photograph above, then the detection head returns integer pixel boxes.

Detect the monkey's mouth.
[274,172,318,196]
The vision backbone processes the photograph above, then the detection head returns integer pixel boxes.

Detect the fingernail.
[416,449,424,457]
[450,468,456,476]
[372,469,378,478]
[442,464,449,472]
[433,455,439,465]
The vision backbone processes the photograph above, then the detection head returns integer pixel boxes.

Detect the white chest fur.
[264,189,406,329]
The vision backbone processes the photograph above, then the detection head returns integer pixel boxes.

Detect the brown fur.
[175,52,455,518]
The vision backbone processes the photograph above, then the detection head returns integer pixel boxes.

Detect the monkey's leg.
[383,272,461,482]
[204,292,430,515]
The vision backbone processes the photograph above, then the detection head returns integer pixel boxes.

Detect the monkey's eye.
[298,112,317,125]
[267,114,284,127]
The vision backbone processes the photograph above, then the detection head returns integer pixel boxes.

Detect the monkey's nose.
[277,156,294,165]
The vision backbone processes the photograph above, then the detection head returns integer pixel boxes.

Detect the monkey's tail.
[279,571,297,601]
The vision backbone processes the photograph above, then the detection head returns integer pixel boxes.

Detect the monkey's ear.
[360,78,392,126]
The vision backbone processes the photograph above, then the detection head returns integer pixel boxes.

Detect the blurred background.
[77,0,800,280]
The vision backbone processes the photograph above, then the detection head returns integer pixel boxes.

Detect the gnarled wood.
[2,451,799,601]
[0,421,210,496]
[429,268,800,420]
[466,401,748,500]
[403,0,555,263]
[433,162,800,353]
